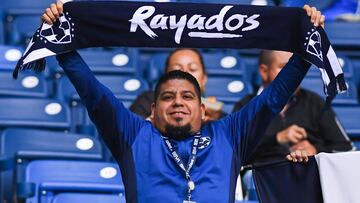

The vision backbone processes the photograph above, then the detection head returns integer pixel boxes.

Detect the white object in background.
[315,152,360,203]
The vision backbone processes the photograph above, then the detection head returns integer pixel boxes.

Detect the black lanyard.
[162,132,201,202]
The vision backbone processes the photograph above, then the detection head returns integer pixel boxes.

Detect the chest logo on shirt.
[198,137,211,150]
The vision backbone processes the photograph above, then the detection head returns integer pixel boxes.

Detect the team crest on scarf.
[305,28,323,61]
[39,13,73,44]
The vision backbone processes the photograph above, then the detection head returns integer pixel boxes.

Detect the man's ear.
[150,103,156,121]
[201,103,206,120]
[258,64,269,83]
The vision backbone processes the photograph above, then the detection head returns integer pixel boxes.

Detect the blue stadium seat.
[333,106,360,138]
[54,48,140,75]
[147,53,168,85]
[5,10,41,45]
[52,193,125,203]
[202,52,246,77]
[325,21,360,47]
[0,0,53,10]
[0,45,23,71]
[0,128,103,202]
[306,55,354,79]
[0,71,49,98]
[57,75,149,102]
[18,160,124,203]
[205,76,253,103]
[0,97,71,130]
[301,77,358,105]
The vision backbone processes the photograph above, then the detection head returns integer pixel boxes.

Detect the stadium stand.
[0,128,104,202]
[17,160,124,203]
[205,76,253,103]
[0,45,23,71]
[333,105,360,138]
[301,77,359,105]
[52,193,126,203]
[0,0,359,202]
[54,48,140,76]
[326,21,360,48]
[0,71,49,98]
[0,97,71,130]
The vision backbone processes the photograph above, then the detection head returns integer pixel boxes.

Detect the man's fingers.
[302,150,309,162]
[311,7,317,24]
[294,125,307,138]
[57,0,64,14]
[41,13,53,25]
[50,3,59,19]
[295,150,303,162]
[45,8,56,23]
[314,10,321,27]
[320,15,325,28]
[286,154,293,161]
[303,5,311,16]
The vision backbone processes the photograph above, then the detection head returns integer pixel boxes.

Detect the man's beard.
[164,123,192,140]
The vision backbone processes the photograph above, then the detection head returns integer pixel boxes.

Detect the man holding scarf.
[42,1,323,202]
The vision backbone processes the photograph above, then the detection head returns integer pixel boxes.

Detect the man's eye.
[183,95,194,99]
[162,95,173,100]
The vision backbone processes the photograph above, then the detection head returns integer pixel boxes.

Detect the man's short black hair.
[154,70,202,104]
[165,48,206,75]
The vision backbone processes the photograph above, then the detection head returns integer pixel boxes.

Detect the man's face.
[167,49,208,92]
[150,79,205,137]
[259,51,293,85]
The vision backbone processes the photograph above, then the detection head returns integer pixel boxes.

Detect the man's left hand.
[303,5,325,28]
[286,150,309,163]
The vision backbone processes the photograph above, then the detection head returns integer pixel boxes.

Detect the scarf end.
[13,59,46,79]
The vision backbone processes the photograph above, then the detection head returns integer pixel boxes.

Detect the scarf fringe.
[336,73,347,93]
[12,59,46,79]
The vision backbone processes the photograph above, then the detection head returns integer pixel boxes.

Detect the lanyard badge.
[163,132,201,203]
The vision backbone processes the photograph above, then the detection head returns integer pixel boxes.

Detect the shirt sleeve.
[221,54,311,165]
[56,51,146,159]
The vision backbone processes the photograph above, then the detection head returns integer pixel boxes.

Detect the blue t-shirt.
[57,51,310,203]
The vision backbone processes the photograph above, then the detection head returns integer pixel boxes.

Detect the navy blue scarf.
[13,1,347,101]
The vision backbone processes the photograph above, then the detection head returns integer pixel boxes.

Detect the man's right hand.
[41,0,63,25]
[276,124,307,144]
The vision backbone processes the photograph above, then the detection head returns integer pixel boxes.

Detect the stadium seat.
[325,21,360,47]
[18,160,124,203]
[0,97,71,130]
[306,55,355,79]
[5,10,41,45]
[205,76,253,103]
[52,193,125,203]
[333,106,360,138]
[301,77,359,105]
[0,0,53,10]
[0,128,103,202]
[54,48,140,75]
[0,71,49,98]
[0,45,23,71]
[202,52,246,77]
[57,75,149,102]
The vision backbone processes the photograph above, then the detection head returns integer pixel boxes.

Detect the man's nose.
[173,94,184,107]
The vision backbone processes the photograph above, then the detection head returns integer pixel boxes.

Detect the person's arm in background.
[224,54,311,165]
[291,104,355,153]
